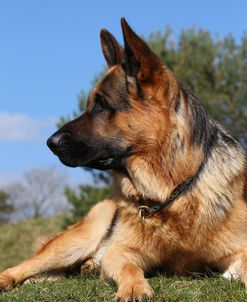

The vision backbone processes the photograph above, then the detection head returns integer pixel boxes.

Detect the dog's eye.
[92,94,112,114]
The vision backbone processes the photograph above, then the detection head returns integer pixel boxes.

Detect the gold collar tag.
[138,205,150,221]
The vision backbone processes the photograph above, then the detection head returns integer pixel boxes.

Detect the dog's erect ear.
[100,29,125,67]
[121,18,162,81]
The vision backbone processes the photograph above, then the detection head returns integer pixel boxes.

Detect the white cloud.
[0,112,56,141]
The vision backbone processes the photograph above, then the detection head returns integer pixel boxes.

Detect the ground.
[0,217,246,301]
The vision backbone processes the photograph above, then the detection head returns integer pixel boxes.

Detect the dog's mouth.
[59,155,122,170]
[98,157,114,166]
[53,147,132,171]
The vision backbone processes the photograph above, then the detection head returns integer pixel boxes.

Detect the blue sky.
[0,0,246,186]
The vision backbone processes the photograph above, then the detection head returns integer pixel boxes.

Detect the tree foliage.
[62,185,111,228]
[0,191,13,223]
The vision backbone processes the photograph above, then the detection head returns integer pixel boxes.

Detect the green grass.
[0,216,63,271]
[0,218,247,301]
[0,274,246,302]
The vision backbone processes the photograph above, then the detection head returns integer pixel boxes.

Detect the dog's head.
[47,18,178,171]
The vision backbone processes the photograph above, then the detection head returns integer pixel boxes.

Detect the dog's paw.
[0,273,15,291]
[115,279,153,302]
[80,258,99,275]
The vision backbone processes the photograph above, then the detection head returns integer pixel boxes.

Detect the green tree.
[62,185,111,228]
[0,191,13,223]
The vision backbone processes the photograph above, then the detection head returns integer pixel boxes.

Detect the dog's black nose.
[47,131,70,152]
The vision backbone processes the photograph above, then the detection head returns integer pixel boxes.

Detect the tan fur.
[0,19,246,302]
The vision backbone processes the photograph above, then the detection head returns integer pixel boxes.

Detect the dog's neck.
[113,139,204,204]
[113,112,203,203]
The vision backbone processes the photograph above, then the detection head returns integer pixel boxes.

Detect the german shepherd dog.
[0,18,246,301]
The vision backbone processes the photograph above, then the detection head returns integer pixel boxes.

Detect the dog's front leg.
[0,199,117,290]
[101,246,153,302]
